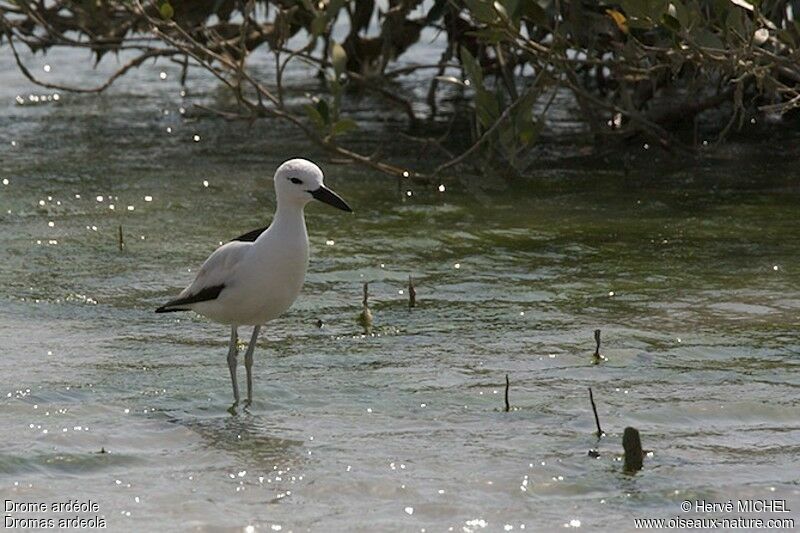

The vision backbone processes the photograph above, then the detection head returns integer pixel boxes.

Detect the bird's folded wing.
[156,284,225,311]
[231,226,267,242]
[167,240,252,308]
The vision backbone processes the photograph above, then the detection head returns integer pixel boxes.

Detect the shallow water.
[1,47,799,532]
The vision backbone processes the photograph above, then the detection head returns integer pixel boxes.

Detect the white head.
[273,158,352,212]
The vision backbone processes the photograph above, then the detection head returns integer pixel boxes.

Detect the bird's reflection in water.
[166,412,304,466]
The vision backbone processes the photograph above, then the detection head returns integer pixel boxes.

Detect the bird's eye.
[289,177,303,184]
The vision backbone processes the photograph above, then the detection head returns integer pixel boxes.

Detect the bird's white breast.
[194,211,309,326]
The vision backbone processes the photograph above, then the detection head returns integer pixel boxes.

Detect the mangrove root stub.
[408,275,416,308]
[118,225,124,251]
[623,427,644,472]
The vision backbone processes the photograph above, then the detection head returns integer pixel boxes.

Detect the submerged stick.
[408,275,416,308]
[118,225,124,251]
[504,374,510,412]
[623,427,644,472]
[588,387,603,438]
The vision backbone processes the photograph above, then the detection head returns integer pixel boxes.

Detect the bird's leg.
[243,325,261,408]
[227,326,240,408]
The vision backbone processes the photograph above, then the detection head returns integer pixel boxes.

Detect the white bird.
[156,158,352,409]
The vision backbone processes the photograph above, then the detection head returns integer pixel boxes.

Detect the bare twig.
[6,30,179,94]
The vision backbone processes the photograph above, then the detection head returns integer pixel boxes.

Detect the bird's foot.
[243,399,252,410]
[227,401,239,416]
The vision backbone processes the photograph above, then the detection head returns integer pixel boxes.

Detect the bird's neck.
[270,203,308,242]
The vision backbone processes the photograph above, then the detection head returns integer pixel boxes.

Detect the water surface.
[1,47,799,532]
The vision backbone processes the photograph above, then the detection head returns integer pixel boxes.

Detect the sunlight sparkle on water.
[438,184,446,192]
[2,179,8,185]
[193,135,201,142]
[159,72,167,80]
[43,64,51,72]
[404,507,414,515]
[464,518,487,530]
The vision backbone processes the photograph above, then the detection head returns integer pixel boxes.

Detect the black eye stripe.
[289,177,303,184]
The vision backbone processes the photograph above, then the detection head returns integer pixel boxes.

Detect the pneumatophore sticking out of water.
[589,387,604,438]
[504,374,510,412]
[358,282,373,334]
[623,427,645,472]
[592,329,607,364]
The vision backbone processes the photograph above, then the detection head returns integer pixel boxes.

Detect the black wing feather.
[231,226,267,242]
[155,284,225,313]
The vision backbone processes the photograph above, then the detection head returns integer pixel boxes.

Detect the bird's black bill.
[310,186,352,212]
